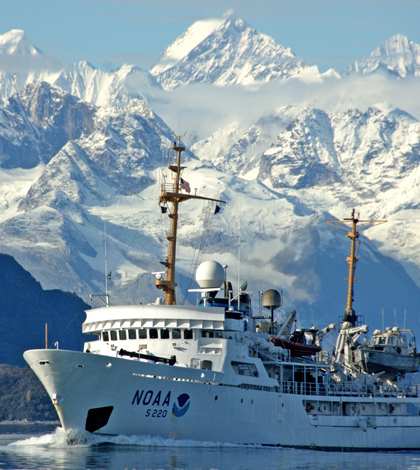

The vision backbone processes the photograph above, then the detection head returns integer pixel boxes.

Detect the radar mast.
[156,133,225,305]
[326,210,387,326]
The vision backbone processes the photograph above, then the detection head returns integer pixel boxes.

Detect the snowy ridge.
[0,30,161,107]
[0,83,179,302]
[150,15,226,76]
[342,34,420,78]
[0,29,41,56]
[48,62,162,107]
[150,10,307,89]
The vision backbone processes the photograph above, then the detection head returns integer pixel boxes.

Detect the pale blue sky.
[1,0,420,73]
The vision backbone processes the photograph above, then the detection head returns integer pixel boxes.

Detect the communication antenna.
[104,196,110,307]
[90,195,111,307]
[238,194,242,311]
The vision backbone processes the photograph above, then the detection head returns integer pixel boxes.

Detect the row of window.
[372,336,407,346]
[102,328,194,342]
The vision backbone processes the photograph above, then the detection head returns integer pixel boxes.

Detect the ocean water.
[1,422,420,470]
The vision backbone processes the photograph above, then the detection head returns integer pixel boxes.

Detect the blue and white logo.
[172,393,191,417]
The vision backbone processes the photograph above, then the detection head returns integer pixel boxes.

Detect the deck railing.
[251,345,419,399]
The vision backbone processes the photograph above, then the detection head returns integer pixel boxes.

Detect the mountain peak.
[0,29,42,56]
[150,15,226,77]
[342,34,420,78]
[150,12,307,89]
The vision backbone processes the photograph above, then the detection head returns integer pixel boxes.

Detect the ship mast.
[326,210,387,326]
[156,133,225,305]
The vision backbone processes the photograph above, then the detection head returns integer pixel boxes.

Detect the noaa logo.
[172,393,191,417]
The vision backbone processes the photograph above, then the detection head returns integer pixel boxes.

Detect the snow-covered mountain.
[342,34,420,78]
[1,16,420,337]
[0,82,185,303]
[150,10,308,89]
[258,103,420,194]
[0,30,162,107]
[48,61,163,107]
[0,29,42,56]
[192,101,420,317]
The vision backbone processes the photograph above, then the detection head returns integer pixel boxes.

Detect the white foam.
[7,427,260,449]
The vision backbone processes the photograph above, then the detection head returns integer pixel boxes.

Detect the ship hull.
[24,349,420,450]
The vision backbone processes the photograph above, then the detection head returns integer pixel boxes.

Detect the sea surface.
[1,422,420,470]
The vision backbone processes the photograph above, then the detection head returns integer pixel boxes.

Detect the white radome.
[195,260,224,289]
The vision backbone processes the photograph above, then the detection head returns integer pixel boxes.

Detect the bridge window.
[202,331,214,338]
[128,329,136,340]
[110,331,117,341]
[119,330,127,340]
[138,328,147,339]
[184,329,193,340]
[172,328,181,339]
[150,328,158,339]
[231,361,259,377]
[103,331,109,341]
[161,329,170,339]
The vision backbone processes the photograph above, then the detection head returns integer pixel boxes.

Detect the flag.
[215,205,221,214]
[180,178,191,193]
[160,206,167,214]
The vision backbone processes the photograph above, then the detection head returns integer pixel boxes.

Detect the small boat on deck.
[269,329,322,356]
[353,327,420,379]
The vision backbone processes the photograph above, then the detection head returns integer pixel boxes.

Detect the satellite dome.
[262,289,281,310]
[196,261,224,289]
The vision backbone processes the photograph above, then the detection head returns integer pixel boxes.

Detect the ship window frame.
[161,329,170,339]
[119,330,127,340]
[231,361,259,377]
[103,331,109,342]
[110,331,117,341]
[128,329,136,340]
[184,329,193,340]
[150,328,158,339]
[138,328,147,339]
[172,328,181,339]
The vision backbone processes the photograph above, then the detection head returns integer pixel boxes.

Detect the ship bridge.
[82,304,226,336]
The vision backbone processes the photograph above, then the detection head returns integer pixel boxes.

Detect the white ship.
[24,139,420,450]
